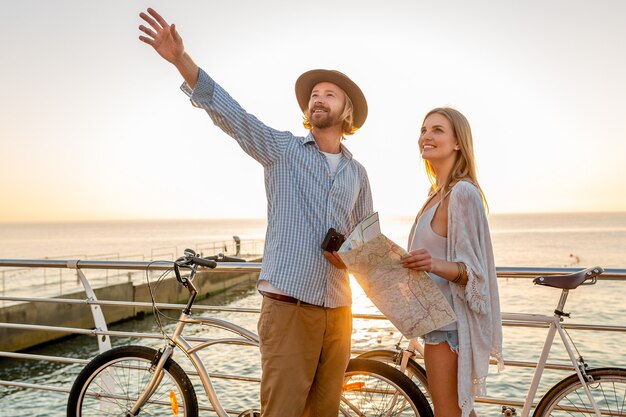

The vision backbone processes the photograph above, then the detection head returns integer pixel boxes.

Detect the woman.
[401,107,503,417]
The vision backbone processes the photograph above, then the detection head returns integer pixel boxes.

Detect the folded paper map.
[338,214,456,339]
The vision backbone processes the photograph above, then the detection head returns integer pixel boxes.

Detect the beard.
[309,107,341,129]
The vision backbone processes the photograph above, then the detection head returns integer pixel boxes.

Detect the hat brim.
[295,69,368,130]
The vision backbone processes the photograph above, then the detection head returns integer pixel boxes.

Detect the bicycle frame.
[128,272,260,417]
[395,288,603,417]
[72,253,433,417]
[507,288,600,417]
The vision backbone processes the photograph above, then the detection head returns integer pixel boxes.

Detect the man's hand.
[138,8,199,88]
[139,8,184,65]
[324,251,347,269]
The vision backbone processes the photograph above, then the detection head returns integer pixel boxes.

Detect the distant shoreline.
[2,211,626,226]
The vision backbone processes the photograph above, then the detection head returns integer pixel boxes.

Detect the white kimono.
[446,181,504,417]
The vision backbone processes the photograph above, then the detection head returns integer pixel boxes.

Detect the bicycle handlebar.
[203,253,247,263]
[173,249,245,287]
[190,256,218,269]
[175,248,218,271]
[174,256,217,269]
[173,252,215,289]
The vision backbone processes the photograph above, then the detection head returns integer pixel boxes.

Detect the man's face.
[307,82,347,129]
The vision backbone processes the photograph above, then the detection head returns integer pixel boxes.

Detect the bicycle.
[67,249,432,417]
[358,266,626,416]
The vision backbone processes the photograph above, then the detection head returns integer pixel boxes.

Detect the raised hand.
[138,8,184,65]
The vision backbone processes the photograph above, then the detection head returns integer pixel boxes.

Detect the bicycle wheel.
[67,345,198,417]
[357,349,430,401]
[534,367,626,417]
[340,358,433,417]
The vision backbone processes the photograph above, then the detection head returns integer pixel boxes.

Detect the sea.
[0,212,625,415]
[2,212,625,266]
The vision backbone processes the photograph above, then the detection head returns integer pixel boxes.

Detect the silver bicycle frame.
[128,310,260,417]
[397,289,603,417]
[510,288,601,417]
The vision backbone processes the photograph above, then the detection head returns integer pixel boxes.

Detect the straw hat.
[295,69,368,129]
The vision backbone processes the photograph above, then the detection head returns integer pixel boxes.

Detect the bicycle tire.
[67,345,198,417]
[533,367,626,417]
[340,358,433,417]
[357,349,430,400]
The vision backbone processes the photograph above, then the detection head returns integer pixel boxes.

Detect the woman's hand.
[401,248,437,272]
[402,250,465,283]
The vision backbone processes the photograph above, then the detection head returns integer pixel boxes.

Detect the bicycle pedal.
[237,410,261,417]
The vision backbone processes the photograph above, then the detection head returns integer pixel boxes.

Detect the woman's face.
[419,113,459,163]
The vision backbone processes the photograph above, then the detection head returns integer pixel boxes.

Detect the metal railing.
[0,238,263,304]
[0,259,625,413]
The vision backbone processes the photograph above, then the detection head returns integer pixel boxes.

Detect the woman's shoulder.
[451,179,479,196]
[450,180,483,207]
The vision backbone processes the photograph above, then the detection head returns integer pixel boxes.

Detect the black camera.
[321,228,346,252]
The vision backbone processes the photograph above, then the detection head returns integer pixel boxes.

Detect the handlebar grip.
[203,253,247,263]
[222,255,246,262]
[192,256,217,269]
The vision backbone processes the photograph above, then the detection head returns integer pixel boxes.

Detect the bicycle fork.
[127,345,176,416]
[127,314,189,416]
[396,338,422,374]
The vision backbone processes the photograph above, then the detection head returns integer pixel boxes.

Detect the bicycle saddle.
[533,266,604,289]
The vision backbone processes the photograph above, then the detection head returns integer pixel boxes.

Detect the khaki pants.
[258,296,352,417]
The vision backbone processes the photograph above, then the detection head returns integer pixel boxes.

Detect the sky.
[1,0,625,223]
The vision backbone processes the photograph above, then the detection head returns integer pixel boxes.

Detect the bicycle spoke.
[70,350,195,416]
[342,375,416,415]
[537,369,626,417]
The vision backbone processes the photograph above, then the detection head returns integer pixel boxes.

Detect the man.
[138,8,373,416]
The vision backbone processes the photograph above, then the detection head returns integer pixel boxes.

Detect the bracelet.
[453,262,467,284]
[453,262,462,283]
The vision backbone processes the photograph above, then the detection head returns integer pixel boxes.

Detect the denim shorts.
[421,330,459,353]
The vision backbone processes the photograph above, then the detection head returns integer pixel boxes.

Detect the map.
[338,233,457,339]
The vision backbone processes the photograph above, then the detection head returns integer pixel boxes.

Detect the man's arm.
[138,8,291,167]
[138,8,198,88]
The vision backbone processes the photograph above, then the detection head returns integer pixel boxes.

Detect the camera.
[321,228,346,252]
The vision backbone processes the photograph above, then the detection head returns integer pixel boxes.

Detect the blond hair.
[302,93,356,139]
[422,107,488,210]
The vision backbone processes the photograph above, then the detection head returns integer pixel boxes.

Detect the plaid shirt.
[182,69,373,307]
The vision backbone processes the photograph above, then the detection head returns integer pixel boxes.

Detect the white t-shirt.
[321,150,342,178]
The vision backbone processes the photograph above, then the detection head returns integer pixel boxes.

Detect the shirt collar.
[302,132,353,160]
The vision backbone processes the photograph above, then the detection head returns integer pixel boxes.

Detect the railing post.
[67,260,112,353]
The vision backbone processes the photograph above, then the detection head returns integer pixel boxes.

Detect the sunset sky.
[1,0,625,223]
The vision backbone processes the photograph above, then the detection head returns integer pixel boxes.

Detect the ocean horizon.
[1,211,625,268]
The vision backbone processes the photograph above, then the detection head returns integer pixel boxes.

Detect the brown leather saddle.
[533,266,604,289]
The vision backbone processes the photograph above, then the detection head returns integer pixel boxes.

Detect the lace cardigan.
[446,181,504,417]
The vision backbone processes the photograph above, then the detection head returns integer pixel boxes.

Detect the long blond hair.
[302,93,356,139]
[422,107,488,210]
